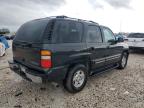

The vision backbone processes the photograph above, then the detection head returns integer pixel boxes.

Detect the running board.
[90,64,119,77]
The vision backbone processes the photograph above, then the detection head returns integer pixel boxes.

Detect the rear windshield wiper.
[14,41,32,48]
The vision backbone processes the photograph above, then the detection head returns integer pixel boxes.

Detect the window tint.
[15,19,48,43]
[87,26,102,43]
[103,28,115,42]
[54,21,82,43]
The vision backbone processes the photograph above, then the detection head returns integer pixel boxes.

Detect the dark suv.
[9,16,129,93]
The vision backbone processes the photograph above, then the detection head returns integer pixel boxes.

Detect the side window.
[102,28,115,43]
[87,26,102,43]
[54,21,82,43]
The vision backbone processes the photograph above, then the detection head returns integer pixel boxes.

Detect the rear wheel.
[64,65,88,93]
[118,52,128,69]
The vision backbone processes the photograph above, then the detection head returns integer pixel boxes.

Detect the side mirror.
[108,39,117,45]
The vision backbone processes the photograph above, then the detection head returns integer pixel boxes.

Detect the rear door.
[86,25,106,70]
[101,27,122,66]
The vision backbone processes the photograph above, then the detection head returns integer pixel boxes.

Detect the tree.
[0,28,10,34]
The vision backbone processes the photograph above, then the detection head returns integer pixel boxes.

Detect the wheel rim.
[122,54,127,67]
[72,70,85,88]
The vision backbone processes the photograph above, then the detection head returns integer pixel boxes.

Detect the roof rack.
[47,15,98,25]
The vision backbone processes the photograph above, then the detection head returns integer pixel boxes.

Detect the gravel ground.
[0,41,144,108]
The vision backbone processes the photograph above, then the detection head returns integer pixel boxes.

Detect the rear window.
[53,20,83,43]
[15,19,48,43]
[128,33,144,38]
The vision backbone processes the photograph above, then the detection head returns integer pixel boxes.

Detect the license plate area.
[25,73,42,83]
[20,65,42,83]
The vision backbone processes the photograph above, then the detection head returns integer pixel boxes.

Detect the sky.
[0,0,144,33]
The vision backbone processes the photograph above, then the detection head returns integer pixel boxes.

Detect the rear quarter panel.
[42,43,89,68]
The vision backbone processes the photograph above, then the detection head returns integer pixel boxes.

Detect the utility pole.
[120,20,122,33]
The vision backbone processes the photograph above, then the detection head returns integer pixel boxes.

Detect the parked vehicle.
[0,42,5,56]
[10,35,15,40]
[0,36,9,49]
[125,33,144,50]
[3,34,15,40]
[115,34,127,42]
[0,36,9,56]
[9,16,129,93]
[4,35,11,40]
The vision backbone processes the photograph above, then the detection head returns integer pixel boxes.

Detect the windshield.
[14,19,48,43]
[128,33,144,38]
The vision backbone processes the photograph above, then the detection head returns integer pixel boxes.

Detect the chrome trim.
[41,56,51,59]
[95,60,105,64]
[106,54,121,59]
[92,57,105,64]
[92,54,121,64]
[106,54,121,61]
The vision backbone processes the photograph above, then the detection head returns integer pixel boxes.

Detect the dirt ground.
[0,41,144,108]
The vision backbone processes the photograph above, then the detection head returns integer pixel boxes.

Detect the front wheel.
[117,52,128,69]
[63,65,88,93]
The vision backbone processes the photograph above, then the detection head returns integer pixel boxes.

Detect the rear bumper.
[127,41,144,50]
[8,60,67,82]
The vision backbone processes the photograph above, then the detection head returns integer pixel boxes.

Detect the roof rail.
[48,15,98,24]
[56,15,68,18]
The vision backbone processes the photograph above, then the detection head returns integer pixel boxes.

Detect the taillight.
[40,50,52,69]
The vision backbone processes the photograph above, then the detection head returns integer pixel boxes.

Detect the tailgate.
[127,38,144,47]
[12,19,50,71]
[13,41,42,70]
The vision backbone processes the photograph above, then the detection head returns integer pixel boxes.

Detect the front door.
[101,27,122,66]
[86,25,106,70]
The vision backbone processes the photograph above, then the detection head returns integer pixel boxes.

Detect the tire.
[117,52,128,69]
[63,64,88,93]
